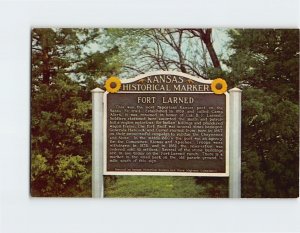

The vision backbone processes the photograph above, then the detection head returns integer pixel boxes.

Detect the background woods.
[31,28,299,197]
[226,29,299,197]
[31,28,120,196]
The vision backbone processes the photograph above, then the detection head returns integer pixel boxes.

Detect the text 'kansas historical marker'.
[103,71,229,176]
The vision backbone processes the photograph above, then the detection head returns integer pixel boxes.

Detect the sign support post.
[229,87,242,198]
[91,88,104,198]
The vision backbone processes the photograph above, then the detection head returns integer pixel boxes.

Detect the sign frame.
[103,71,230,177]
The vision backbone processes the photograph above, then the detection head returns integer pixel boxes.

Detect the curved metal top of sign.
[121,70,212,84]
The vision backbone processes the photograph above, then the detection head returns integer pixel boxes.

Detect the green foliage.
[31,28,120,197]
[226,29,299,197]
[31,154,48,181]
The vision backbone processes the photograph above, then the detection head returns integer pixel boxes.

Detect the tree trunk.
[42,56,50,85]
[204,40,221,69]
[199,29,221,69]
[42,40,50,85]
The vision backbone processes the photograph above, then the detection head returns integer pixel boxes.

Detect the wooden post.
[229,87,242,198]
[91,88,104,198]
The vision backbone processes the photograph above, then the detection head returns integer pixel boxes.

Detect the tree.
[226,29,299,197]
[31,28,121,196]
[106,28,225,79]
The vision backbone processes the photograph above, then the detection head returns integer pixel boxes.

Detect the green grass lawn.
[104,176,228,198]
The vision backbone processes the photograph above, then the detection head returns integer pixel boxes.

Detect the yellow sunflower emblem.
[105,76,121,93]
[211,78,227,94]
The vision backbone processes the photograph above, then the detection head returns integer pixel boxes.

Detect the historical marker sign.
[103,71,229,176]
